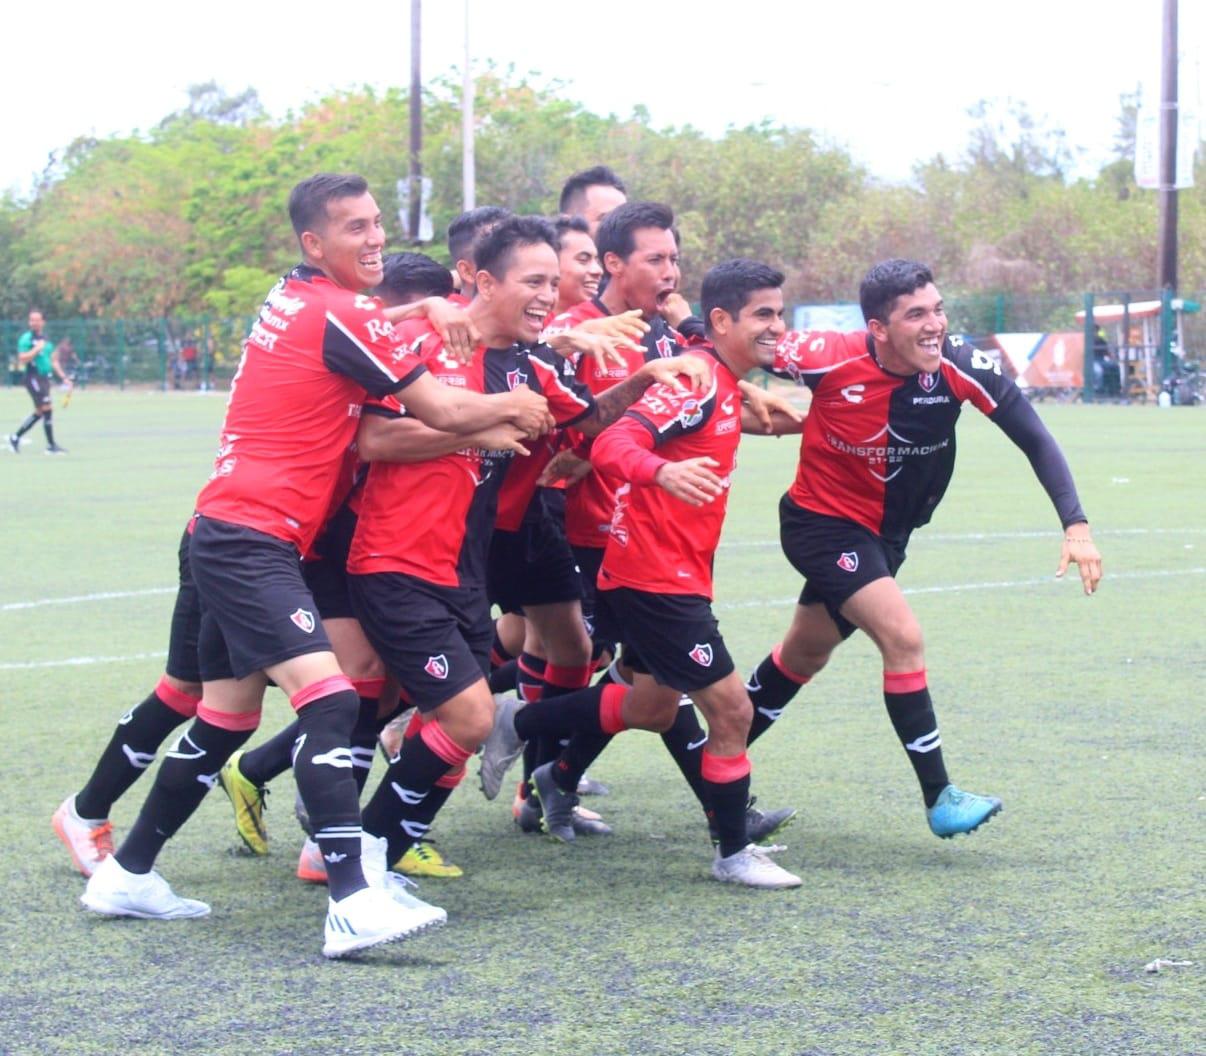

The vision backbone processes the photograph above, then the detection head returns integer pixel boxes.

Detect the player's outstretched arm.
[590,415,724,508]
[399,371,553,438]
[1056,524,1103,596]
[358,413,530,463]
[383,297,480,361]
[737,379,804,435]
[574,354,712,437]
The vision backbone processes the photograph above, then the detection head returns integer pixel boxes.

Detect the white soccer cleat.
[80,855,211,919]
[52,795,114,878]
[711,844,803,890]
[322,885,445,959]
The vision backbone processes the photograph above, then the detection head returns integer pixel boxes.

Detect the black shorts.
[571,543,615,658]
[24,371,51,408]
[487,489,583,613]
[164,527,203,684]
[597,587,735,693]
[189,516,332,681]
[350,571,492,712]
[302,504,360,621]
[779,495,908,640]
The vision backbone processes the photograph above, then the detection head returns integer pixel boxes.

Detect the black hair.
[447,206,513,267]
[552,214,592,251]
[475,216,558,280]
[288,173,369,239]
[558,165,627,215]
[859,258,935,324]
[374,252,454,307]
[594,201,675,270]
[700,259,785,334]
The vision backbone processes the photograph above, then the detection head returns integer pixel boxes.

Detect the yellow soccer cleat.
[217,750,269,855]
[394,839,464,879]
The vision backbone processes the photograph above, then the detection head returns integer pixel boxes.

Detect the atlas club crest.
[919,370,939,392]
[689,643,714,667]
[289,608,316,633]
[425,654,449,680]
[837,552,859,573]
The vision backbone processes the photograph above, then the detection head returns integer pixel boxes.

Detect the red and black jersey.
[771,330,1086,541]
[348,335,595,589]
[194,266,425,553]
[592,346,742,599]
[543,297,688,547]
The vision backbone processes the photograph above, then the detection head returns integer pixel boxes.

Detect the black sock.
[362,723,466,864]
[514,683,612,743]
[238,720,299,787]
[746,647,810,745]
[291,689,365,901]
[558,731,612,792]
[516,653,546,704]
[75,687,195,820]
[387,779,458,864]
[350,696,380,796]
[14,413,38,438]
[488,658,518,694]
[42,411,55,446]
[703,751,752,858]
[884,670,949,808]
[659,698,711,812]
[117,715,254,874]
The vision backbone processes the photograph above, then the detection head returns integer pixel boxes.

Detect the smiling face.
[710,287,785,375]
[478,240,561,345]
[300,192,386,291]
[605,226,680,319]
[557,229,603,309]
[869,282,946,375]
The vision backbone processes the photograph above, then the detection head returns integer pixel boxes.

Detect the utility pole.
[408,0,422,244]
[1156,0,1178,373]
[462,0,475,210]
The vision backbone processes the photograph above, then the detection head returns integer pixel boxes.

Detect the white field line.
[721,527,1206,549]
[3,567,1202,671]
[1,587,175,612]
[714,566,1206,610]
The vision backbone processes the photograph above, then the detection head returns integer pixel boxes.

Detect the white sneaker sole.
[322,914,445,959]
[80,892,211,919]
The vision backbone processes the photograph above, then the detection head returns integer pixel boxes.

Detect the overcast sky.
[3,0,1202,197]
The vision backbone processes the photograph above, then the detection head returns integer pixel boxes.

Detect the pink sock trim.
[599,684,629,735]
[290,674,355,711]
[770,644,811,686]
[419,719,474,767]
[544,663,593,689]
[403,711,424,740]
[700,749,752,783]
[351,677,386,698]
[435,764,466,790]
[517,655,546,679]
[883,668,927,694]
[197,702,261,732]
[155,676,201,717]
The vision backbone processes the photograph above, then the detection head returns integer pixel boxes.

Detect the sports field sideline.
[1,390,1201,1056]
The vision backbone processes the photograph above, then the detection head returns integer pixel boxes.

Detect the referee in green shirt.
[9,309,71,454]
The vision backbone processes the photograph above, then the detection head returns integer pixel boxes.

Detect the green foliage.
[4,73,1206,323]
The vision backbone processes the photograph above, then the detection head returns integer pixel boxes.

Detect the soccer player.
[559,165,628,238]
[346,216,710,877]
[742,258,1103,838]
[9,309,71,454]
[552,215,604,315]
[80,173,552,958]
[482,259,805,888]
[448,206,512,303]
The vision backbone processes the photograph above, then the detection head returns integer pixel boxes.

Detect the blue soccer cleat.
[926,784,1002,838]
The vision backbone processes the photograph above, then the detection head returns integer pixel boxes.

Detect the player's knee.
[879,619,925,667]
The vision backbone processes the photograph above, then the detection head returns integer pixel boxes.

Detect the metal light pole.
[1156,0,1178,376]
[407,0,422,244]
[462,0,475,210]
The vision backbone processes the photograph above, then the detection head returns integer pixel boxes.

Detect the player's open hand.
[643,354,711,393]
[1056,526,1102,595]
[506,388,554,438]
[569,330,639,372]
[474,423,532,456]
[422,298,480,362]
[737,379,803,433]
[577,310,650,345]
[537,448,593,487]
[654,457,724,506]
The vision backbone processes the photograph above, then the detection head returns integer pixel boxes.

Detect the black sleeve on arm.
[989,393,1087,528]
[676,315,707,341]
